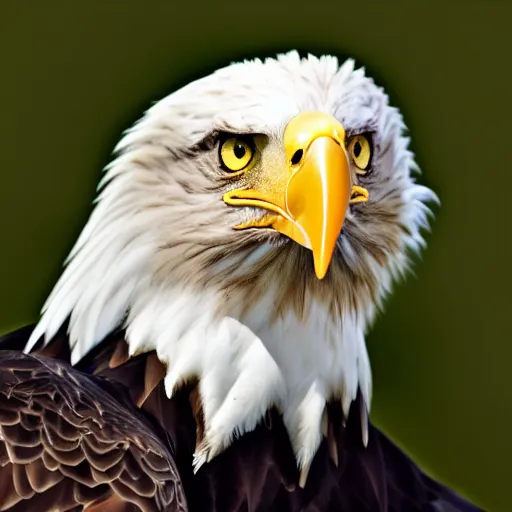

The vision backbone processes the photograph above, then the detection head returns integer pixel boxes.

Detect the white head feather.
[26,51,437,471]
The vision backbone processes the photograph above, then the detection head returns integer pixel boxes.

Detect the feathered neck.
[127,273,372,471]
[26,225,373,473]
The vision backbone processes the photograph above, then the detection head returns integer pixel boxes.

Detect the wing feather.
[0,339,187,512]
[0,325,482,511]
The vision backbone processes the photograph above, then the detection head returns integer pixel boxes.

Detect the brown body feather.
[0,326,481,511]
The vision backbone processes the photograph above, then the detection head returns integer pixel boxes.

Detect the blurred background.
[0,2,509,510]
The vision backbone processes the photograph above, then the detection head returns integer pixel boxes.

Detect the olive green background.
[0,2,509,510]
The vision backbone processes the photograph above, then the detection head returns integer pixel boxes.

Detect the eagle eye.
[348,134,372,173]
[219,135,255,173]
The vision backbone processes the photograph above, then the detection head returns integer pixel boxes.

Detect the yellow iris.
[348,134,371,172]
[220,137,254,173]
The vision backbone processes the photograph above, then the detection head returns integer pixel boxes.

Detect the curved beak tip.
[314,264,328,280]
[312,240,337,280]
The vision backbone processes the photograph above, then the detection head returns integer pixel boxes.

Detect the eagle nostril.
[290,149,303,165]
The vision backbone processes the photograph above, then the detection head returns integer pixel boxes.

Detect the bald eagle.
[0,51,481,511]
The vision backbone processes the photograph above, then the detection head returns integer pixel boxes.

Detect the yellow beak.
[223,111,359,280]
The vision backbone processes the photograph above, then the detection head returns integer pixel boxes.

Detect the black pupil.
[234,143,246,159]
[354,141,362,158]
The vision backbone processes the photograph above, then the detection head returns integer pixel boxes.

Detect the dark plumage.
[0,326,481,511]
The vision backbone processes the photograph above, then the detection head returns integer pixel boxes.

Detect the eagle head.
[27,51,437,474]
